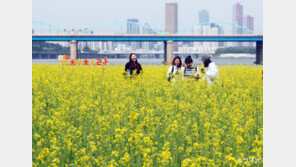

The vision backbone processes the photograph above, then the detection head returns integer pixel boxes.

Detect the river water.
[32,57,257,66]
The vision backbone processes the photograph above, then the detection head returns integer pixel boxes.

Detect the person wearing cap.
[201,55,219,84]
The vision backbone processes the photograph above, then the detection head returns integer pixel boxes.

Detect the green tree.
[82,46,92,53]
[214,46,256,56]
[32,41,70,53]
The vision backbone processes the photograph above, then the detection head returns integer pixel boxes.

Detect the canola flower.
[32,64,263,166]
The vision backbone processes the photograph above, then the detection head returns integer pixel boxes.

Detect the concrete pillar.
[164,42,167,63]
[255,41,263,65]
[70,40,78,60]
[164,41,174,65]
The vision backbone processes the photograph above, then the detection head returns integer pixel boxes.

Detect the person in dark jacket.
[124,53,143,76]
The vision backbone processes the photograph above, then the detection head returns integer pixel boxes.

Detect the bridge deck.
[32,35,263,42]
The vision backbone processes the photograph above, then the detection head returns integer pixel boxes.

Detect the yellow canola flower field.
[32,64,263,167]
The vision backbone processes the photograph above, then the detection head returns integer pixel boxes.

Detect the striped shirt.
[184,66,200,78]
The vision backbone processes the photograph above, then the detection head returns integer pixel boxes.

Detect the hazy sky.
[32,0,263,33]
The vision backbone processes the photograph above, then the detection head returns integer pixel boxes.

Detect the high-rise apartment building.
[233,3,244,46]
[244,15,255,46]
[127,19,140,34]
[233,3,244,34]
[142,23,156,51]
[165,2,178,51]
[127,19,140,50]
[199,9,209,24]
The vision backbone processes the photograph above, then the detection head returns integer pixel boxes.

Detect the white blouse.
[203,62,219,84]
[166,66,185,82]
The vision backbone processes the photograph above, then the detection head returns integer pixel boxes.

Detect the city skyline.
[32,0,263,34]
[32,1,259,52]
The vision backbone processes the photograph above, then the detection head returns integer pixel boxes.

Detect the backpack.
[167,66,175,82]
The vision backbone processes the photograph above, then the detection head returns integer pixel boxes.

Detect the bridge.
[32,21,263,64]
[32,35,263,64]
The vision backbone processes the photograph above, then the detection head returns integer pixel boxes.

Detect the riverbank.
[32,57,257,65]
[218,53,255,58]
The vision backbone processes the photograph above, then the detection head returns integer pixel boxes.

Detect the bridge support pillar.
[164,41,174,65]
[70,40,78,60]
[255,41,263,65]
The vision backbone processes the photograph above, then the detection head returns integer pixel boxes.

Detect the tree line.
[32,42,96,53]
[214,46,256,56]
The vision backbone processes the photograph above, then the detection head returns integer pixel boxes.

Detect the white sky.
[32,0,263,33]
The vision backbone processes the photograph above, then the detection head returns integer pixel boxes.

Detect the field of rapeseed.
[32,64,263,167]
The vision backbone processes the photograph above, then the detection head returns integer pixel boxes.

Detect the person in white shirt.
[167,56,185,82]
[201,55,219,84]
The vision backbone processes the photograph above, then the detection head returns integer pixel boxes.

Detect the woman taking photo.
[124,53,143,77]
[200,55,219,84]
[167,56,184,82]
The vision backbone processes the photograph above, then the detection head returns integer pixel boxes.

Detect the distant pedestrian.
[167,56,184,82]
[124,53,142,77]
[201,55,219,84]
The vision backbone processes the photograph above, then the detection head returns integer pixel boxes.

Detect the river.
[32,57,257,66]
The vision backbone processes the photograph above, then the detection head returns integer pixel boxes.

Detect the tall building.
[233,3,243,34]
[244,15,254,34]
[98,41,112,52]
[210,26,219,50]
[127,19,140,34]
[211,23,224,47]
[199,9,209,24]
[244,15,254,46]
[142,23,156,51]
[127,19,140,50]
[165,2,178,51]
[192,25,202,50]
[197,9,210,47]
[233,3,244,46]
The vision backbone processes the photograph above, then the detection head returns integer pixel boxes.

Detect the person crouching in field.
[201,55,219,84]
[183,55,201,81]
[167,56,184,82]
[124,53,143,77]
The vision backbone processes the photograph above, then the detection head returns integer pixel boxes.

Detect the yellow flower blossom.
[32,65,263,166]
